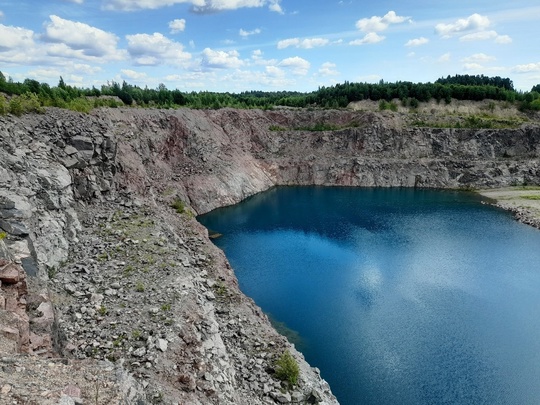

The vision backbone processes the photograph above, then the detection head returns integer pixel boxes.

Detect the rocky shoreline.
[1,107,539,404]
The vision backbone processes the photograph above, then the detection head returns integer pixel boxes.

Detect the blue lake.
[198,187,540,405]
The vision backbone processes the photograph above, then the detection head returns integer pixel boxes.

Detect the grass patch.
[0,231,7,240]
[269,125,287,131]
[517,185,540,191]
[411,114,524,129]
[522,195,540,200]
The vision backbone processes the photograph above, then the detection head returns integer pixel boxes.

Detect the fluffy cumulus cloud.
[355,11,410,32]
[277,37,329,49]
[318,62,339,76]
[120,69,149,80]
[435,13,490,37]
[0,24,35,51]
[103,0,282,13]
[169,18,186,33]
[201,48,243,69]
[278,56,310,75]
[265,65,285,77]
[405,37,428,47]
[459,30,511,43]
[126,32,191,65]
[349,32,385,45]
[435,13,511,44]
[239,28,261,38]
[513,62,540,73]
[42,15,122,60]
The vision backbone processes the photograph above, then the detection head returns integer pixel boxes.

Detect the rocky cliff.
[0,107,539,404]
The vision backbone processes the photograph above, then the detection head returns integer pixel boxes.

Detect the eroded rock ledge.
[0,107,539,404]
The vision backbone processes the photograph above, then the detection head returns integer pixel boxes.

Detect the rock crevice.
[1,107,539,404]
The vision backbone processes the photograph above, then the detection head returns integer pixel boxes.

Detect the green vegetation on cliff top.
[1,71,539,116]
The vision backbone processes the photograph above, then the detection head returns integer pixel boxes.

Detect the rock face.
[0,107,539,404]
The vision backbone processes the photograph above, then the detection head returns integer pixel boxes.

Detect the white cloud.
[435,13,490,38]
[0,10,4,19]
[103,0,283,13]
[438,52,451,63]
[355,11,410,32]
[42,15,122,60]
[126,32,191,66]
[266,65,285,77]
[120,69,148,80]
[0,24,35,51]
[277,37,329,49]
[278,56,310,75]
[405,37,428,47]
[512,62,540,73]
[463,63,483,71]
[201,48,243,69]
[459,30,494,41]
[349,32,385,45]
[268,0,283,14]
[62,0,84,3]
[239,28,261,38]
[495,34,512,44]
[461,53,495,63]
[169,19,186,33]
[318,62,339,76]
[250,49,277,66]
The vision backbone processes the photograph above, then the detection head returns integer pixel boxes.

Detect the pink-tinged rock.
[0,263,20,284]
[29,332,51,351]
[62,385,81,399]
[0,326,19,342]
[36,302,54,322]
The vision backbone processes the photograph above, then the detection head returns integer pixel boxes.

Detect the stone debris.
[0,106,539,404]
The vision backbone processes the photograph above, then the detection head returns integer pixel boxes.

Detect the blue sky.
[0,0,539,92]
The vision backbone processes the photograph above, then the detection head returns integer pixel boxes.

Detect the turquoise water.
[198,187,540,405]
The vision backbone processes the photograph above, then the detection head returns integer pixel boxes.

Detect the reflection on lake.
[199,187,540,405]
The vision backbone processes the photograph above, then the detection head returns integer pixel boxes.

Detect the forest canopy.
[0,72,539,114]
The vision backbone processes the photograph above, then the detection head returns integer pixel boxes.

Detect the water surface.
[198,187,540,405]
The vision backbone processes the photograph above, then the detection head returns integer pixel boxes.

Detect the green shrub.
[8,96,23,116]
[0,231,7,240]
[171,198,185,214]
[274,350,299,388]
[0,94,7,115]
[8,93,43,116]
[378,100,398,112]
[67,97,94,113]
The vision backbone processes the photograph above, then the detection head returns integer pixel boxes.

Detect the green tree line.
[1,71,539,114]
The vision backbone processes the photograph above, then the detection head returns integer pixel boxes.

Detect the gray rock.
[157,338,168,352]
[0,219,29,236]
[271,391,291,403]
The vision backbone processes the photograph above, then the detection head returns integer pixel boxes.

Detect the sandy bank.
[478,187,540,229]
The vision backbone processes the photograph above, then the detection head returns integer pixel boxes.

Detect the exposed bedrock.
[0,107,538,404]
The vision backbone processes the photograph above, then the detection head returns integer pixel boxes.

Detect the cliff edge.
[0,107,539,404]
